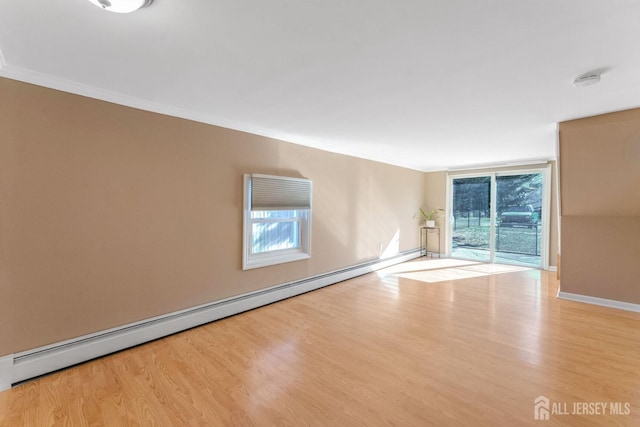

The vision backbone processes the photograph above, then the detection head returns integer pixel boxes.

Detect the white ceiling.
[1,1,639,171]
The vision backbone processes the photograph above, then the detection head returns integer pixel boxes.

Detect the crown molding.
[0,65,429,171]
[0,63,303,146]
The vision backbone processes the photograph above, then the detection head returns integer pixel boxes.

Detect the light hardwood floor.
[1,258,640,426]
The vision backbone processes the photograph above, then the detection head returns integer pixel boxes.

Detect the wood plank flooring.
[1,258,640,426]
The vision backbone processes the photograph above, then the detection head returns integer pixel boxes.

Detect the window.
[242,174,312,270]
[446,165,551,269]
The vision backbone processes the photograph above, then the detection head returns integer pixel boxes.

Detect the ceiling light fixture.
[573,72,601,87]
[87,0,153,13]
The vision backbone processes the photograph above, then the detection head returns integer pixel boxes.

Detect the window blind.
[250,174,312,211]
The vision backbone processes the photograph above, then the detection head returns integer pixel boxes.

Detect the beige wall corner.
[0,113,12,358]
[559,108,640,304]
[423,171,448,254]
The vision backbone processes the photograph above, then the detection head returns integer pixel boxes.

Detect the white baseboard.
[558,291,640,313]
[547,266,557,272]
[0,356,12,391]
[0,249,420,391]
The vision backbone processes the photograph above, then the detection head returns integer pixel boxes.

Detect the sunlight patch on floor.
[463,263,532,275]
[376,258,481,276]
[383,261,533,284]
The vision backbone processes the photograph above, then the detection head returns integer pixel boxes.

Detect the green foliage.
[495,174,542,212]
[420,208,444,220]
[452,173,543,216]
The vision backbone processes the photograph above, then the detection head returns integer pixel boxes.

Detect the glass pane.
[495,174,542,267]
[251,220,300,254]
[251,210,301,219]
[451,176,491,262]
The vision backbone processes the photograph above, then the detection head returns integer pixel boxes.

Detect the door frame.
[445,164,551,269]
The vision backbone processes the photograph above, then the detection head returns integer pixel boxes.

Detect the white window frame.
[242,174,312,270]
[445,164,551,269]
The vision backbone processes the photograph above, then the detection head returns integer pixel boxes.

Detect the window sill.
[242,251,310,270]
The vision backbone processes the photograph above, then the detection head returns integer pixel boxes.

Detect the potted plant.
[420,208,444,228]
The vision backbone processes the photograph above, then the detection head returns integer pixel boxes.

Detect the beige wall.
[559,109,640,303]
[424,164,559,267]
[423,171,447,253]
[0,78,425,356]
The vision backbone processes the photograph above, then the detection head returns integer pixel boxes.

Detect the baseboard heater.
[0,249,421,391]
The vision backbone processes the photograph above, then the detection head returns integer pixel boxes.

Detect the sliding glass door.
[447,166,550,268]
[495,173,543,267]
[451,176,492,262]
